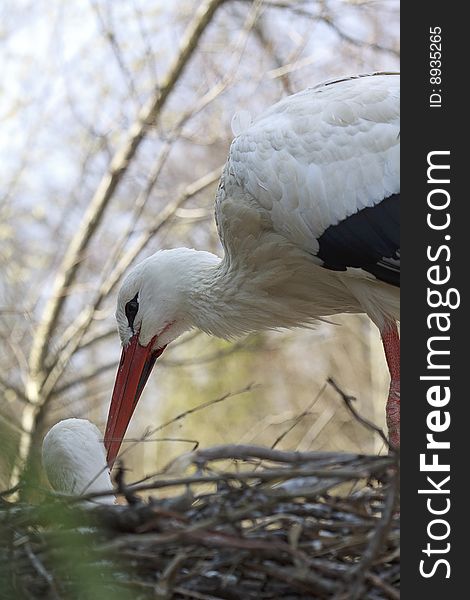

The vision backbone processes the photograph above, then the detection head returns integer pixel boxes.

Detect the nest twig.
[1,443,399,599]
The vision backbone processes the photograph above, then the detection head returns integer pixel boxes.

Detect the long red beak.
[104,333,166,466]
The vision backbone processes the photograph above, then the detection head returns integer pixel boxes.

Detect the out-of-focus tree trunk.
[11,0,226,496]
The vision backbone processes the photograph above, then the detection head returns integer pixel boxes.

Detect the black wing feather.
[316,193,400,287]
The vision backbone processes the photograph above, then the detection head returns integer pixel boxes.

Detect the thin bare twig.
[346,468,399,599]
[0,375,32,405]
[110,384,257,469]
[28,0,227,385]
[3,444,398,598]
[271,383,327,449]
[14,0,227,491]
[24,542,61,600]
[89,0,139,100]
[327,378,392,451]
[43,166,222,398]
[51,360,118,397]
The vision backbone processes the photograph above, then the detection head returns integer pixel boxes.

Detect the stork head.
[105,248,220,464]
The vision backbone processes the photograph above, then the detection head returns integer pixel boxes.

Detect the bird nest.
[1,444,399,600]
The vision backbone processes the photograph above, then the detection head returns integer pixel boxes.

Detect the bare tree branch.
[327,377,392,451]
[89,0,139,100]
[0,375,32,405]
[28,0,227,386]
[14,0,227,491]
[51,360,118,397]
[41,166,222,400]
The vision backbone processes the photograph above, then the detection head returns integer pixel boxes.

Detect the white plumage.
[215,73,399,330]
[225,75,399,247]
[105,73,401,463]
[42,419,115,504]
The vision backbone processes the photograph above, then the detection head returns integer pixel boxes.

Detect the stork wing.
[219,73,400,286]
[316,192,399,286]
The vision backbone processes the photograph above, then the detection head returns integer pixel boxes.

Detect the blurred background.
[0,0,399,493]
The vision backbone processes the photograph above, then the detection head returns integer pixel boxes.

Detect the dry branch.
[14,0,226,490]
[1,445,399,599]
[327,378,392,452]
[29,0,226,384]
[40,165,222,402]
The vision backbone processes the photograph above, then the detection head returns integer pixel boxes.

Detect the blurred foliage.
[0,499,135,599]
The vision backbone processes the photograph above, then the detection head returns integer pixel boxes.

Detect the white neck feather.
[185,242,360,338]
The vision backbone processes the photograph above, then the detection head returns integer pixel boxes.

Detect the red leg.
[381,322,400,449]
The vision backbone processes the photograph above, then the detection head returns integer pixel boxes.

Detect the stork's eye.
[125,294,139,330]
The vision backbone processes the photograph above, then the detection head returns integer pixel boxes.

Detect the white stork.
[105,73,400,464]
[42,419,115,504]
